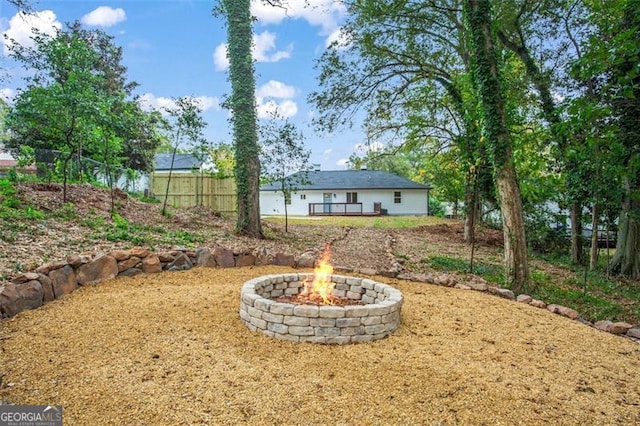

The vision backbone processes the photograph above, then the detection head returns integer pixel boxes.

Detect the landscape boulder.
[195,248,216,268]
[167,253,193,271]
[142,254,163,273]
[296,251,317,269]
[38,273,55,302]
[77,255,118,285]
[0,281,43,318]
[274,252,296,267]
[49,265,77,298]
[547,304,579,320]
[235,254,256,267]
[213,247,235,268]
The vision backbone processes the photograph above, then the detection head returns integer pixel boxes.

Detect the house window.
[346,192,358,203]
[300,194,306,200]
[285,193,291,205]
[394,191,402,204]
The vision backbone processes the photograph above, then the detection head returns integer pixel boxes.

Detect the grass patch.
[263,215,450,228]
[427,255,505,285]
[0,179,45,227]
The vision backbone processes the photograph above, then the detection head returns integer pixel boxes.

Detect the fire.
[300,244,335,304]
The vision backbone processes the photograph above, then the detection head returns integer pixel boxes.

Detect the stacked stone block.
[239,273,403,344]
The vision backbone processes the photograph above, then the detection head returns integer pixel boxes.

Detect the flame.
[301,244,335,304]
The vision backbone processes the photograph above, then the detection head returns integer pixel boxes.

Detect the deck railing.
[308,202,364,216]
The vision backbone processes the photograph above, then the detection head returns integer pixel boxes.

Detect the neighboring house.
[260,169,431,216]
[154,153,204,173]
[0,151,37,177]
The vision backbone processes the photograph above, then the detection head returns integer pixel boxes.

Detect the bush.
[429,196,445,217]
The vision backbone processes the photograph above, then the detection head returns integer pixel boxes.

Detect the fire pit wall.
[240,273,403,344]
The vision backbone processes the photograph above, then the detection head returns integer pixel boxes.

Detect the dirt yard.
[1,265,639,425]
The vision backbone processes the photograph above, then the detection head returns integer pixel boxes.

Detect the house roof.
[154,153,201,171]
[260,170,431,191]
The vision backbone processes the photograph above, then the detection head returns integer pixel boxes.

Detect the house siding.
[260,188,428,216]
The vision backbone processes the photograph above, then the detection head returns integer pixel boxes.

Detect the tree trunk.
[589,203,600,270]
[223,0,264,239]
[610,179,640,278]
[570,202,583,265]
[463,179,475,243]
[162,137,180,216]
[465,0,530,292]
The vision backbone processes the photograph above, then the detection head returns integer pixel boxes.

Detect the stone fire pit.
[239,273,403,344]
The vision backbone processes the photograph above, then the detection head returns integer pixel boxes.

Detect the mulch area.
[1,265,639,425]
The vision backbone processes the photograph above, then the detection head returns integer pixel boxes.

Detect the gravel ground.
[2,265,639,425]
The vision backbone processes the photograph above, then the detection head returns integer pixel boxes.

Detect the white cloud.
[213,44,229,71]
[255,80,298,118]
[336,158,348,167]
[257,99,298,119]
[0,88,15,103]
[256,80,296,99]
[213,30,292,71]
[323,148,333,156]
[192,95,220,111]
[2,11,61,56]
[138,93,219,115]
[325,27,351,49]
[251,0,347,35]
[81,6,126,28]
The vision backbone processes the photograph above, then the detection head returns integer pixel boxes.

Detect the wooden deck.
[308,202,382,216]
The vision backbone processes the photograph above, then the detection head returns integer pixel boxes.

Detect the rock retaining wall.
[240,273,403,344]
[1,246,638,342]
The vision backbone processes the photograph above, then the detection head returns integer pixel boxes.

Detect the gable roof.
[154,153,201,171]
[260,170,431,191]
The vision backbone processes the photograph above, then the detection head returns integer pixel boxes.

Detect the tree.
[220,0,264,238]
[464,0,530,291]
[310,0,492,244]
[209,142,236,179]
[6,26,105,200]
[160,97,207,215]
[5,22,160,200]
[260,114,310,232]
[599,0,640,278]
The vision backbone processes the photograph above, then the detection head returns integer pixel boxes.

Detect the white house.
[260,169,431,216]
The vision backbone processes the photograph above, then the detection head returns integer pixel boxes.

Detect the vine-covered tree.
[220,0,264,238]
[464,0,529,290]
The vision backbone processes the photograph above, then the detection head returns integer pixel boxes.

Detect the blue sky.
[0,0,370,169]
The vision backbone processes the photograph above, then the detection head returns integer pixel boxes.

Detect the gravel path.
[1,265,639,425]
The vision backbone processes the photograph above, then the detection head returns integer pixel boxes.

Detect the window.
[300,194,306,200]
[394,191,401,204]
[285,193,291,205]
[346,192,358,203]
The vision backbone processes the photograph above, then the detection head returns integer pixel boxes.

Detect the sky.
[0,0,372,170]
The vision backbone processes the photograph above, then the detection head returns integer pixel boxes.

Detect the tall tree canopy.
[4,21,162,199]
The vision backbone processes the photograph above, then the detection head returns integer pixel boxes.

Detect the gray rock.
[167,253,193,271]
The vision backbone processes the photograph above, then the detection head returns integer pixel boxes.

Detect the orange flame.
[301,244,335,304]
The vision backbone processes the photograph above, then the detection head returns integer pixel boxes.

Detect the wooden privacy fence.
[151,173,237,213]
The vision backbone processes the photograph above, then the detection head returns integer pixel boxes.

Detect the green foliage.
[4,21,161,200]
[0,179,44,224]
[428,196,445,218]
